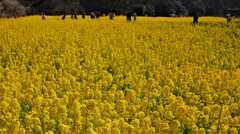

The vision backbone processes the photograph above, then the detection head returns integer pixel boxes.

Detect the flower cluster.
[0,16,240,133]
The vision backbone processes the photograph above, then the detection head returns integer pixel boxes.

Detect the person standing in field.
[226,14,232,23]
[193,13,199,24]
[109,13,115,20]
[133,13,137,21]
[91,12,95,19]
[96,12,101,18]
[42,12,46,20]
[74,13,78,19]
[126,11,131,21]
[62,13,66,20]
[82,11,86,19]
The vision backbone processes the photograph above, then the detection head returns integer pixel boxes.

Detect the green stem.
[216,104,223,134]
[84,109,88,133]
[145,89,151,116]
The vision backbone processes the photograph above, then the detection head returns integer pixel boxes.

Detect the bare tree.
[0,0,26,18]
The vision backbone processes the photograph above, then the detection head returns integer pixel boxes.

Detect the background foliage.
[1,0,240,17]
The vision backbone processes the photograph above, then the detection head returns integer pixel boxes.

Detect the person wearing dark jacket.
[62,14,66,20]
[193,14,199,24]
[126,11,131,21]
[82,11,86,19]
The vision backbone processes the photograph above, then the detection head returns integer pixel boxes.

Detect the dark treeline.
[1,0,240,18]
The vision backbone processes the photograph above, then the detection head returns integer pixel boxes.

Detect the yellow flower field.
[0,16,240,134]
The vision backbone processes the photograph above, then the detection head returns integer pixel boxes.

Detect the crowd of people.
[41,11,234,24]
[41,11,137,22]
[192,13,234,24]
